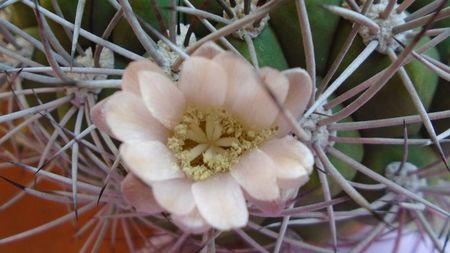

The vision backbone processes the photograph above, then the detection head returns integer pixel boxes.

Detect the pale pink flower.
[91,42,314,233]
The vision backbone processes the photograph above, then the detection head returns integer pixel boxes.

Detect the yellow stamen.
[187,144,209,162]
[167,106,276,181]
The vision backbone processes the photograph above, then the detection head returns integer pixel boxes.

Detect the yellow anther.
[167,106,276,181]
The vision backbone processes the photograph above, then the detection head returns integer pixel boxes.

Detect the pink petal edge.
[121,173,163,214]
[122,60,165,96]
[192,174,248,230]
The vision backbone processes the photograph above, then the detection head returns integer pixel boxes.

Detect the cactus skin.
[188,0,223,38]
[329,21,440,138]
[301,97,363,204]
[270,0,342,75]
[229,26,289,70]
[428,81,450,154]
[356,145,439,195]
[112,0,170,54]
[39,0,115,51]
[296,145,437,244]
[7,3,37,29]
[410,0,450,61]
[412,0,450,154]
[299,142,439,243]
[21,27,57,103]
[300,127,363,204]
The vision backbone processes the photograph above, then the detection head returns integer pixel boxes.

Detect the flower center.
[167,106,276,181]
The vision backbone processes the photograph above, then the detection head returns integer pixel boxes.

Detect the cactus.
[0,0,450,252]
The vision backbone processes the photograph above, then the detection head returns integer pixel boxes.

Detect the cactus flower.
[91,42,314,233]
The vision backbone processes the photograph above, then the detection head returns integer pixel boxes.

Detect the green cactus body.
[17,27,61,130]
[410,0,450,62]
[270,0,342,75]
[112,0,169,54]
[89,1,116,38]
[329,21,439,137]
[357,144,438,185]
[428,80,450,154]
[300,128,363,204]
[21,27,57,103]
[187,0,223,38]
[39,0,115,51]
[299,145,440,243]
[300,96,363,204]
[39,0,89,51]
[411,0,450,154]
[229,26,289,70]
[7,3,37,29]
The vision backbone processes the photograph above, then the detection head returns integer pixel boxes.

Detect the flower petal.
[120,173,163,214]
[178,57,227,108]
[260,136,314,189]
[171,208,210,234]
[90,99,114,137]
[122,60,165,96]
[191,41,224,59]
[120,141,184,183]
[143,235,198,253]
[214,53,287,129]
[138,71,186,129]
[259,67,289,103]
[275,68,313,136]
[144,235,176,253]
[230,149,280,201]
[192,174,248,230]
[102,91,169,142]
[247,187,299,215]
[152,178,196,215]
